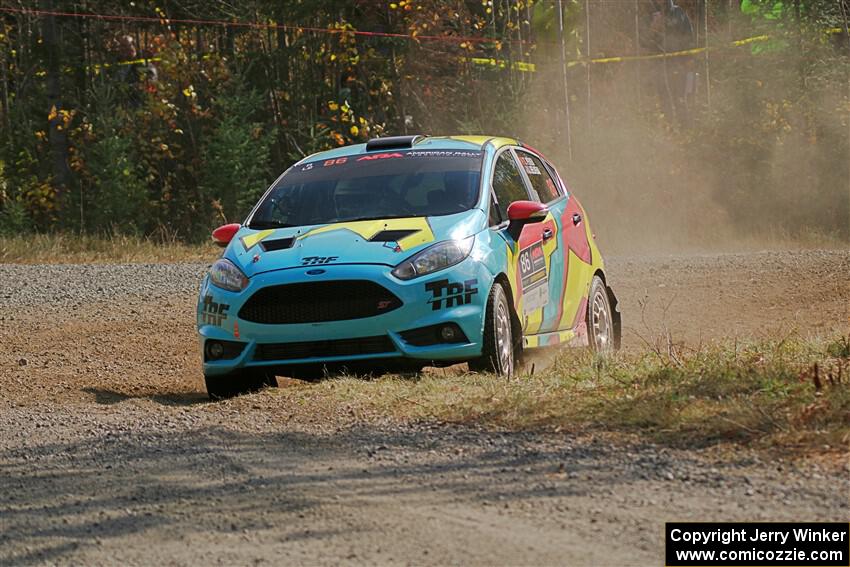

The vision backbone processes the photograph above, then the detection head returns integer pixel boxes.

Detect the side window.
[491,151,529,222]
[516,151,561,203]
[488,194,502,226]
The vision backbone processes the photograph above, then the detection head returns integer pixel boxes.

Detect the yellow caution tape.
[571,34,772,67]
[465,32,777,73]
[467,57,536,72]
[731,34,771,46]
[28,27,845,81]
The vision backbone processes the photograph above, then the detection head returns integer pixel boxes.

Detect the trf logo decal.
[201,295,230,326]
[301,256,339,266]
[425,279,478,310]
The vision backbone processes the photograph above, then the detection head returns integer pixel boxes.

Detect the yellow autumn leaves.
[325,101,371,145]
[46,105,76,131]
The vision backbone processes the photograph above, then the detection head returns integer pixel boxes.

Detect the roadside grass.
[278,335,850,452]
[0,232,216,264]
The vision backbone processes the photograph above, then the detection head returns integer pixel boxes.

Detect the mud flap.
[607,285,622,351]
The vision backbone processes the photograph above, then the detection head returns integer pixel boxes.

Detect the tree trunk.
[41,0,72,197]
[0,33,10,137]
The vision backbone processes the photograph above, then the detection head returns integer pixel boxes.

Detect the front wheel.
[204,369,277,400]
[587,275,616,353]
[469,282,515,376]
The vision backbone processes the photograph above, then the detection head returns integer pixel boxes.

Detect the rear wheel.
[469,282,515,376]
[204,369,277,400]
[587,275,615,353]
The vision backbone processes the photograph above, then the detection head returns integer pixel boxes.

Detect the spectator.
[641,0,696,125]
[114,35,157,105]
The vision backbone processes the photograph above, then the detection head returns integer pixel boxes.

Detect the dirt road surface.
[1,250,848,565]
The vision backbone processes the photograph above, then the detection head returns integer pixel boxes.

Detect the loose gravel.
[0,263,208,310]
[0,250,848,565]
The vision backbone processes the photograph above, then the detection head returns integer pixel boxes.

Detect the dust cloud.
[514,35,849,255]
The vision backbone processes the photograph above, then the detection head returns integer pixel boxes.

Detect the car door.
[520,150,595,334]
[512,149,572,336]
[489,147,564,336]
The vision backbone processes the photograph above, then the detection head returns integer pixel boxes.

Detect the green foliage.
[200,81,274,223]
[64,87,150,234]
[0,201,30,235]
[826,336,850,359]
[84,131,148,233]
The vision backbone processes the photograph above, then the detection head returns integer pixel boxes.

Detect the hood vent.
[260,237,295,252]
[369,229,419,242]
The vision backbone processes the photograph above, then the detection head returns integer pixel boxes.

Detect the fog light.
[440,325,458,342]
[206,340,225,360]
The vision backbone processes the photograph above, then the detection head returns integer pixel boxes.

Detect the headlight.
[392,236,474,280]
[209,259,248,291]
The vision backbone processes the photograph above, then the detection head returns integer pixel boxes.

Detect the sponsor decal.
[301,256,339,266]
[296,149,483,173]
[302,217,434,252]
[425,278,478,310]
[519,241,549,313]
[519,155,541,175]
[241,229,275,251]
[201,295,230,326]
[406,150,483,158]
[356,152,404,161]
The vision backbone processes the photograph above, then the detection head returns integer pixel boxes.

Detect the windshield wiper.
[247,220,296,229]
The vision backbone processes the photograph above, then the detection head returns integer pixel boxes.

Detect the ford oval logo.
[305,269,326,276]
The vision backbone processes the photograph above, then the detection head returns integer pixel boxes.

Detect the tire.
[469,282,515,376]
[587,275,615,353]
[204,368,277,400]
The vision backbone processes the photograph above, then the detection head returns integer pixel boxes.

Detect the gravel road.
[1,250,848,565]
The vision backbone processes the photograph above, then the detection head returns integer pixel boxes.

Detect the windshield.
[248,149,483,229]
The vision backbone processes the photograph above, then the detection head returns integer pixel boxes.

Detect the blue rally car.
[198,135,620,398]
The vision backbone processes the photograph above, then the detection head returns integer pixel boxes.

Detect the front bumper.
[197,259,492,376]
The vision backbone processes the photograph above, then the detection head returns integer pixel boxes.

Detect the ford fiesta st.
[198,135,620,399]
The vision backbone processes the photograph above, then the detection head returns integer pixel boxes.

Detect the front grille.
[239,280,402,324]
[254,336,395,361]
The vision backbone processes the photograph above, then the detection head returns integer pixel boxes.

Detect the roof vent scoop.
[365,135,424,151]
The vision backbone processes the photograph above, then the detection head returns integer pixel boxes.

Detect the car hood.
[226,209,487,278]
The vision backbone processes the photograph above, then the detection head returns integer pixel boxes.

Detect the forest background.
[0,0,848,252]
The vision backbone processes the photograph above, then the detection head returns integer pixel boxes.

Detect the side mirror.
[506,201,548,239]
[212,223,240,247]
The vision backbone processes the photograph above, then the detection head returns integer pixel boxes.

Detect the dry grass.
[0,233,217,264]
[274,336,850,453]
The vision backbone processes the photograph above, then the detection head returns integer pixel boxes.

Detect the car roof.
[301,135,520,163]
